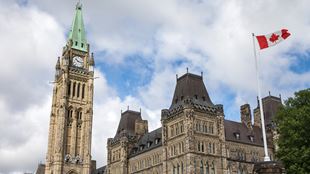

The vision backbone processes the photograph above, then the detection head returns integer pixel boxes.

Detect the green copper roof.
[68,3,87,52]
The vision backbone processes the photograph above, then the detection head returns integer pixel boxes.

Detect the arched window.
[208,143,212,153]
[181,162,183,174]
[82,84,85,99]
[238,166,241,174]
[200,161,204,174]
[194,160,197,174]
[209,122,214,134]
[77,83,80,98]
[242,167,247,174]
[180,122,184,133]
[177,163,180,174]
[205,162,209,174]
[72,82,76,97]
[227,164,231,174]
[65,108,73,155]
[210,162,215,174]
[173,165,176,174]
[78,111,82,120]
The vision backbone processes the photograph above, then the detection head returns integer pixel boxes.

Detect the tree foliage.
[275,88,310,174]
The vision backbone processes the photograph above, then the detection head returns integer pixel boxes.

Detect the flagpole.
[252,33,270,162]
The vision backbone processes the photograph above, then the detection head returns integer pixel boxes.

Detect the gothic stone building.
[40,3,282,174]
[43,3,96,174]
[106,73,281,174]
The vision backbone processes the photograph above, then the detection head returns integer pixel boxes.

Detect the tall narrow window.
[67,81,71,96]
[194,160,197,174]
[200,161,204,174]
[181,162,183,174]
[65,109,73,155]
[205,163,209,174]
[76,111,82,156]
[82,84,85,99]
[210,162,215,174]
[180,122,184,133]
[78,111,82,120]
[72,82,76,97]
[77,83,80,98]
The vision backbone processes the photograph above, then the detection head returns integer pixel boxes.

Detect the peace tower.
[44,3,95,174]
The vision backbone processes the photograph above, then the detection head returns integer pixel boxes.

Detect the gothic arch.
[67,169,78,174]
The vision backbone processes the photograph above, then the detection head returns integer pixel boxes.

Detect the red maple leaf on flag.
[269,33,279,43]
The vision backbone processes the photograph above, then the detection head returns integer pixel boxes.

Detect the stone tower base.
[253,161,285,174]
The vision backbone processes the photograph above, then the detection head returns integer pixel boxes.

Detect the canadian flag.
[256,29,291,50]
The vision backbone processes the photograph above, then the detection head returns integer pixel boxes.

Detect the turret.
[55,57,61,78]
[89,52,95,71]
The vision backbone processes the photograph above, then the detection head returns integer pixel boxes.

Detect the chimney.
[240,104,252,129]
[135,120,148,136]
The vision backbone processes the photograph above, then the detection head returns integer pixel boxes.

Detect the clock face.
[73,56,84,67]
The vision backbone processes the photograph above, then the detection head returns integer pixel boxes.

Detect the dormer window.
[194,95,198,99]
[81,43,84,48]
[202,96,206,101]
[175,98,178,104]
[249,135,254,142]
[139,145,144,150]
[155,138,160,144]
[147,141,152,148]
[75,41,78,46]
[234,133,240,140]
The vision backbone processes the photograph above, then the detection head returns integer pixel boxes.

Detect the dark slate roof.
[92,166,106,174]
[224,120,272,147]
[129,127,162,157]
[115,110,142,138]
[170,73,214,109]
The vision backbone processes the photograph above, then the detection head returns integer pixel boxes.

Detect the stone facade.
[40,3,283,174]
[44,3,95,174]
[106,73,281,174]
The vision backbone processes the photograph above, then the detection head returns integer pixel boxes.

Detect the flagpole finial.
[186,67,188,73]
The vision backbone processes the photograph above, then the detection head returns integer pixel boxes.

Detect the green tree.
[275,88,310,174]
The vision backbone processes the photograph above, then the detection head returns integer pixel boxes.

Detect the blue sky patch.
[287,51,310,74]
[97,54,154,99]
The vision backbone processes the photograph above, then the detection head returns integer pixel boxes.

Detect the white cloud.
[0,2,64,173]
[0,3,65,111]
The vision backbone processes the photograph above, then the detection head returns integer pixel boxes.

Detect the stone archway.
[67,170,78,174]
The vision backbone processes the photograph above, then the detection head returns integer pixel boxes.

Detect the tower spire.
[68,2,87,52]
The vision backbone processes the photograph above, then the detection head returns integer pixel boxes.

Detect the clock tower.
[45,3,95,174]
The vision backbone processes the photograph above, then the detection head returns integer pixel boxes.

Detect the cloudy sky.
[0,0,310,173]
